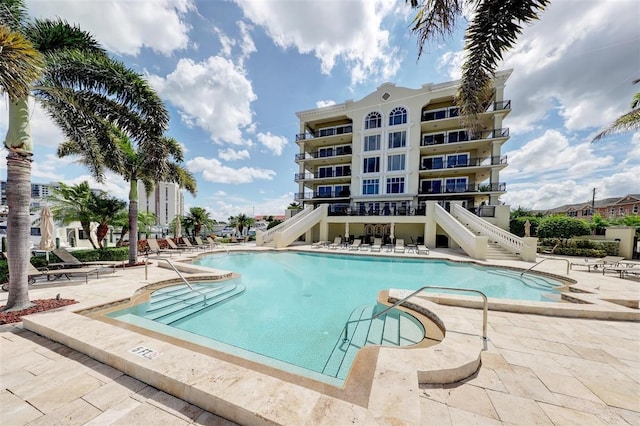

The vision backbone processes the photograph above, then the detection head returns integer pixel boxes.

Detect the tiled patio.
[1,245,638,425]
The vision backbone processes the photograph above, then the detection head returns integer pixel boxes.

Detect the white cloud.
[234,0,403,86]
[316,100,336,108]
[147,56,257,145]
[256,132,287,156]
[187,156,275,184]
[501,0,639,133]
[207,192,294,221]
[215,26,235,57]
[218,148,250,161]
[502,129,614,181]
[438,50,465,80]
[27,0,194,57]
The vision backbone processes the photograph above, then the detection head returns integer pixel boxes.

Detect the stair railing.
[145,256,208,303]
[520,257,570,277]
[451,204,523,254]
[257,205,314,245]
[343,286,488,343]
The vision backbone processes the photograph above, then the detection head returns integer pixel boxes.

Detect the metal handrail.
[343,286,488,343]
[145,256,208,303]
[520,257,570,277]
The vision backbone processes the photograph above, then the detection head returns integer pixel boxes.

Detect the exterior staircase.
[485,241,521,260]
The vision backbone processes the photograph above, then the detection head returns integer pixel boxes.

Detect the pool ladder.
[520,257,570,277]
[145,256,208,304]
[343,286,489,342]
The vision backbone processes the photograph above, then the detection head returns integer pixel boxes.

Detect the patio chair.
[328,237,342,249]
[348,239,362,251]
[145,239,174,257]
[370,238,382,252]
[417,245,430,255]
[51,248,122,268]
[394,239,406,253]
[206,236,221,248]
[165,238,191,252]
[570,256,624,272]
[229,236,240,245]
[193,237,213,250]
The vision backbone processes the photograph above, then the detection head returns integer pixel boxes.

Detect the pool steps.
[322,304,424,379]
[145,283,246,325]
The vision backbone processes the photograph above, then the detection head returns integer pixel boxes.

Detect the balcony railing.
[421,100,511,122]
[295,146,353,161]
[296,124,353,141]
[295,191,351,200]
[418,182,507,195]
[420,155,507,170]
[326,204,427,217]
[294,170,352,181]
[421,128,509,147]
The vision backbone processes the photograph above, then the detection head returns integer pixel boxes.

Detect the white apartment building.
[137,181,184,228]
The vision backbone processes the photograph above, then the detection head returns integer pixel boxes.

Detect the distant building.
[137,181,185,227]
[544,194,640,219]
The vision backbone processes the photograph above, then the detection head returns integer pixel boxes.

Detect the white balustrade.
[451,204,523,254]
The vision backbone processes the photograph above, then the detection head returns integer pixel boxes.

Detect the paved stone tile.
[0,389,43,425]
[486,389,553,425]
[534,370,602,403]
[442,382,498,420]
[82,374,148,411]
[147,390,204,422]
[84,361,125,383]
[538,401,606,425]
[494,365,559,405]
[552,393,630,425]
[0,368,35,389]
[83,398,142,426]
[26,397,102,426]
[447,406,502,425]
[499,348,572,377]
[460,366,507,393]
[613,407,640,425]
[111,401,191,426]
[194,410,239,425]
[27,373,103,414]
[565,343,626,365]
[419,396,452,425]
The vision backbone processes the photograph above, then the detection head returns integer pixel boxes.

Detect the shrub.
[537,216,591,240]
[509,216,540,237]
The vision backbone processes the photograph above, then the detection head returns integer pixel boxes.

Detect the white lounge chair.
[394,239,405,253]
[370,238,382,252]
[417,245,430,255]
[570,256,624,272]
[349,239,362,251]
[328,237,342,249]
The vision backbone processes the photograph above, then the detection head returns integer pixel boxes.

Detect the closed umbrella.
[390,222,395,242]
[345,222,349,242]
[175,219,182,238]
[39,206,55,262]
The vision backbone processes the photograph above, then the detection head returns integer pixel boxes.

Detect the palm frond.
[591,108,640,142]
[0,0,29,31]
[0,26,43,99]
[25,18,106,55]
[407,0,464,58]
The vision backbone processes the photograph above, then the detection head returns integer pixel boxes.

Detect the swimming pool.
[108,251,562,384]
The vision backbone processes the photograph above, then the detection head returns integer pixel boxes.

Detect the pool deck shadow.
[2,244,639,425]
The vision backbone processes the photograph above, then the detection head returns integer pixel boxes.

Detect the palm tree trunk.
[3,160,34,311]
[128,180,138,265]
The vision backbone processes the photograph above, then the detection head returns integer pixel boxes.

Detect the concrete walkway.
[1,246,638,425]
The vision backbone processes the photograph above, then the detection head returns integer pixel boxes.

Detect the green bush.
[554,248,607,257]
[509,216,540,237]
[537,216,591,240]
[537,237,619,257]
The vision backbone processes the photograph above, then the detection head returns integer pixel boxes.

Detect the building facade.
[545,194,640,219]
[294,71,511,217]
[137,181,185,228]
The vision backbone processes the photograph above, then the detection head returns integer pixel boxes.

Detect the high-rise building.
[137,181,184,227]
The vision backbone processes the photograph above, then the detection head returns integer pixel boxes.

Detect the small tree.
[537,216,591,241]
[509,216,540,237]
[89,192,127,248]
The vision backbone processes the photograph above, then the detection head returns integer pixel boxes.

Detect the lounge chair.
[194,236,213,250]
[229,236,240,245]
[602,261,640,278]
[569,256,624,272]
[51,248,122,268]
[1,262,101,288]
[348,239,362,251]
[394,239,406,253]
[165,238,191,252]
[146,239,174,257]
[417,245,430,255]
[370,238,382,252]
[181,238,205,251]
[206,236,221,248]
[328,237,342,249]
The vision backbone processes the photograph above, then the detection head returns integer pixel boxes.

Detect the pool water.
[108,251,562,383]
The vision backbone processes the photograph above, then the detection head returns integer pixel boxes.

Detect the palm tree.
[592,80,640,142]
[58,128,197,264]
[185,207,216,237]
[137,211,157,240]
[232,213,254,236]
[47,181,97,248]
[1,1,166,311]
[407,0,549,131]
[89,192,127,248]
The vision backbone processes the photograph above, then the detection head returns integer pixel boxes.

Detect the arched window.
[389,107,407,126]
[365,112,382,129]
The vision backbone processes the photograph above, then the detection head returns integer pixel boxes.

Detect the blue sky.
[1,0,638,221]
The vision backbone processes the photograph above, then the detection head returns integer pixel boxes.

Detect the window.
[388,131,406,148]
[387,154,405,171]
[335,145,351,155]
[335,165,351,176]
[448,130,469,143]
[362,179,379,195]
[447,154,469,168]
[317,186,332,197]
[364,134,381,151]
[363,157,380,173]
[365,112,382,129]
[619,207,625,216]
[423,133,445,145]
[318,167,333,178]
[318,147,333,157]
[422,156,444,170]
[386,177,405,194]
[633,205,638,214]
[335,185,350,197]
[389,107,407,126]
[421,180,441,194]
[445,178,468,193]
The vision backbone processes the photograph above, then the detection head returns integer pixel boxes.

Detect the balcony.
[295,146,353,161]
[421,100,511,122]
[327,204,427,217]
[295,190,351,200]
[418,182,507,195]
[294,170,352,182]
[296,124,353,141]
[421,128,509,147]
[420,155,507,171]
